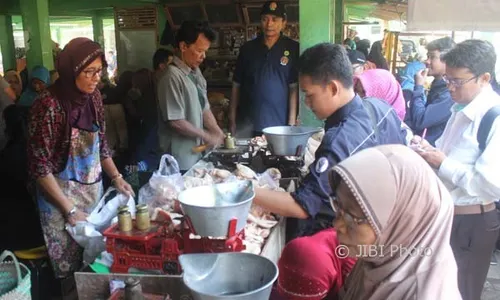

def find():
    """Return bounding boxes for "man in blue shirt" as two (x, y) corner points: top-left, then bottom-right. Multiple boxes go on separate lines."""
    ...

(253, 43), (406, 237)
(405, 37), (455, 146)
(229, 1), (299, 137)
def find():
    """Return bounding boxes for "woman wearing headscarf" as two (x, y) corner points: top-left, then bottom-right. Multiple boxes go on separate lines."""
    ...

(4, 69), (23, 99)
(18, 65), (50, 107)
(275, 228), (356, 300)
(356, 39), (370, 58)
(330, 144), (461, 300)
(354, 69), (406, 120)
(367, 41), (389, 70)
(27, 37), (134, 279)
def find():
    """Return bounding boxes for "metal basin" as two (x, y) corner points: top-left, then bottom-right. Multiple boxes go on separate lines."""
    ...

(178, 180), (254, 237)
(263, 126), (322, 156)
(179, 253), (278, 300)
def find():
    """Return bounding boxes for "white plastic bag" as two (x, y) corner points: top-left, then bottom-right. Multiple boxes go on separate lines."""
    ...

(87, 187), (136, 232)
(138, 154), (184, 213)
(66, 222), (105, 264)
(66, 188), (136, 264)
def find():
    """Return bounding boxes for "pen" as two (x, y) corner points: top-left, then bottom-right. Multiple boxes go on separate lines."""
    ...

(421, 128), (428, 141)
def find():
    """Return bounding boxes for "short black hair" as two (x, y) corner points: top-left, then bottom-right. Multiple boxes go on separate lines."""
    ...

(175, 21), (216, 48)
(152, 48), (173, 70)
(442, 39), (496, 77)
(298, 43), (353, 88)
(426, 37), (455, 54)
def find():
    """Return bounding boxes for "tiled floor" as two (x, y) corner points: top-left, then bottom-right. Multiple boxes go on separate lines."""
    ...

(482, 250), (500, 299)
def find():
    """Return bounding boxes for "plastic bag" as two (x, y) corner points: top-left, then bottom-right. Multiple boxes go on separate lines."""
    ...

(138, 154), (184, 213)
(87, 188), (136, 232)
(66, 188), (136, 264)
(66, 222), (105, 264)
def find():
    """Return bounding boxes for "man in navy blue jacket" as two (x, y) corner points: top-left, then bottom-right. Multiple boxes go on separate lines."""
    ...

(405, 37), (456, 146)
(253, 43), (406, 237)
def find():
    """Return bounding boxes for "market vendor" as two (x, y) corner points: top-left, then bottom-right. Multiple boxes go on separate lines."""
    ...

(27, 38), (134, 279)
(253, 43), (406, 236)
(157, 20), (225, 172)
(229, 1), (299, 137)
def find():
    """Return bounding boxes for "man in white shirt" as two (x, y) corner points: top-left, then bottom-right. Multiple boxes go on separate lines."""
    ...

(414, 39), (500, 300)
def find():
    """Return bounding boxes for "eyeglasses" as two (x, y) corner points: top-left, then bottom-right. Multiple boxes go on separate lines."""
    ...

(82, 68), (103, 79)
(330, 196), (369, 230)
(443, 75), (478, 88)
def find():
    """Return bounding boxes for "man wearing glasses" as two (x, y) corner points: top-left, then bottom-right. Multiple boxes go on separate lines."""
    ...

(414, 39), (500, 300)
(405, 37), (455, 146)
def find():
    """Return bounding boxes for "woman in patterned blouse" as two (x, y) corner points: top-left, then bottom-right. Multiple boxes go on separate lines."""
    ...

(27, 37), (134, 279)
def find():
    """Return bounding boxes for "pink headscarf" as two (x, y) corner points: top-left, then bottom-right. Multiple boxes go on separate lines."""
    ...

(355, 69), (406, 120)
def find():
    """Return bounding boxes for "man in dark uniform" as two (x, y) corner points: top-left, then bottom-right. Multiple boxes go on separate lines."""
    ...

(253, 43), (407, 237)
(229, 1), (299, 137)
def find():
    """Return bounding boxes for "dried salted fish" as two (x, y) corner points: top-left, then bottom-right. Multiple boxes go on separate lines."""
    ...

(235, 164), (258, 180)
(184, 175), (214, 189)
(193, 168), (207, 178)
(264, 168), (281, 181)
(209, 168), (232, 180)
(247, 213), (278, 229)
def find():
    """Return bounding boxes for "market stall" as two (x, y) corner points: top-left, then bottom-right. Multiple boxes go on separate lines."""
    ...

(74, 130), (324, 299)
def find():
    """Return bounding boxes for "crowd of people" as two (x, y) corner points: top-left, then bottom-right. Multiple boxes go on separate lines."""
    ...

(1, 1), (500, 299)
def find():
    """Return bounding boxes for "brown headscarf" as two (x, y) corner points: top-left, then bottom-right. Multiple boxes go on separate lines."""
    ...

(50, 37), (106, 131)
(330, 145), (461, 300)
(4, 70), (22, 97)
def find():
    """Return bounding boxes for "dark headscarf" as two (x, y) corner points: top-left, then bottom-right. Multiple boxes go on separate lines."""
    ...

(356, 39), (371, 58)
(368, 41), (389, 70)
(50, 38), (107, 131)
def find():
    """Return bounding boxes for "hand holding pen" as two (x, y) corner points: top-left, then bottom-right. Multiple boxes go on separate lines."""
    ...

(410, 128), (430, 152)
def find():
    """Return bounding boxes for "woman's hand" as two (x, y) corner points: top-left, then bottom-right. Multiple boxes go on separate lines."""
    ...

(66, 209), (89, 226)
(113, 177), (135, 197)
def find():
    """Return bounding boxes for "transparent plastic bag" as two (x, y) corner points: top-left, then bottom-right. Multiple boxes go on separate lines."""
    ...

(138, 154), (184, 213)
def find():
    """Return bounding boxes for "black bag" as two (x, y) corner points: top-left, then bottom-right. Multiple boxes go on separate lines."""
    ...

(477, 105), (500, 249)
(477, 105), (500, 152)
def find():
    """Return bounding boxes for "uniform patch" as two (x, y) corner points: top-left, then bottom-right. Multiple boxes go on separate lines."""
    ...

(280, 56), (289, 66)
(284, 50), (290, 56)
(270, 2), (278, 10)
(315, 157), (329, 173)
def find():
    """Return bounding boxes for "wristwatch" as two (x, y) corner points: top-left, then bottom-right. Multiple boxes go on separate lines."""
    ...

(66, 207), (77, 218)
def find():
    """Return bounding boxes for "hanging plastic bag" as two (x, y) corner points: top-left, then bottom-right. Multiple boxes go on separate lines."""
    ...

(66, 188), (136, 264)
(138, 154), (184, 213)
(87, 187), (136, 232)
(66, 222), (104, 264)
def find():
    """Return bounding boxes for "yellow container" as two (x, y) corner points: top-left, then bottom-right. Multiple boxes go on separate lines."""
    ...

(135, 204), (151, 231)
(118, 209), (132, 232)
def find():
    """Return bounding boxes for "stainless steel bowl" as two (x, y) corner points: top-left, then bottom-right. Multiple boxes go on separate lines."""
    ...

(179, 253), (278, 300)
(177, 180), (254, 237)
(263, 126), (322, 156)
